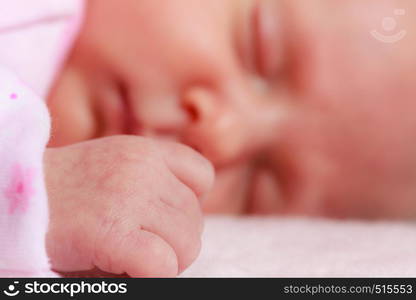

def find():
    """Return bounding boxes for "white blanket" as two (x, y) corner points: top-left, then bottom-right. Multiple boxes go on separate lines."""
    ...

(182, 216), (416, 277)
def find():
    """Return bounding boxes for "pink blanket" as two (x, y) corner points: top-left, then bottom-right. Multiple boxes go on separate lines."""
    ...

(0, 0), (83, 277)
(182, 216), (416, 277)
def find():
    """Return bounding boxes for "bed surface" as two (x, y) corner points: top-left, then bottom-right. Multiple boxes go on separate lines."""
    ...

(181, 216), (416, 277)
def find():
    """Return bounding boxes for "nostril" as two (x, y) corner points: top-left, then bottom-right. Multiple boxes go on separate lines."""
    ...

(182, 102), (200, 122)
(182, 87), (216, 124)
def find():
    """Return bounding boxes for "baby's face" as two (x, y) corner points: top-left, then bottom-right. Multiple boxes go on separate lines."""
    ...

(48, 0), (416, 218)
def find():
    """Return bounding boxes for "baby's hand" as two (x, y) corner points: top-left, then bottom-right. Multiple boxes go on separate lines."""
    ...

(44, 136), (214, 277)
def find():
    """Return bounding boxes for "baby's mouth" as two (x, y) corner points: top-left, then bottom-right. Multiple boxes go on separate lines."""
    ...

(95, 80), (142, 137)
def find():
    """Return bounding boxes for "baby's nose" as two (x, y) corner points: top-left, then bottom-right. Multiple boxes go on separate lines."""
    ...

(181, 87), (282, 167)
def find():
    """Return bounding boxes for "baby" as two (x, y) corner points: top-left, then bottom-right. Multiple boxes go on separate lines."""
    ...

(2, 0), (416, 277)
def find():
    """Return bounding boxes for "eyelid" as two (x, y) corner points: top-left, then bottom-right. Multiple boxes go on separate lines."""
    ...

(237, 0), (257, 73)
(252, 0), (282, 78)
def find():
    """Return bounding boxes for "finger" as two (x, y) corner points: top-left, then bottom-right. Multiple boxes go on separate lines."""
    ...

(144, 182), (204, 273)
(159, 141), (215, 197)
(95, 227), (179, 278)
(151, 215), (201, 275)
(46, 217), (97, 272)
(134, 167), (203, 273)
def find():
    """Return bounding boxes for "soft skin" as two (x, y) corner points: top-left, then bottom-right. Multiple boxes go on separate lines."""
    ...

(48, 0), (416, 218)
(45, 0), (416, 275)
(45, 136), (214, 276)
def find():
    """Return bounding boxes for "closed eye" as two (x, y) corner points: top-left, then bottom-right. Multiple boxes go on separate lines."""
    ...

(251, 0), (282, 78)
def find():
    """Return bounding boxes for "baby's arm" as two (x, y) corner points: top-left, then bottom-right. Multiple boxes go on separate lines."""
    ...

(44, 136), (214, 277)
(0, 68), (54, 276)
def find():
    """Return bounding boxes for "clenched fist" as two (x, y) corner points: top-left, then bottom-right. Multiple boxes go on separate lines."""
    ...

(44, 136), (214, 277)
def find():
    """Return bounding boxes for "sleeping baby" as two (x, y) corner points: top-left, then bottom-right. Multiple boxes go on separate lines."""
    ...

(1, 0), (416, 277)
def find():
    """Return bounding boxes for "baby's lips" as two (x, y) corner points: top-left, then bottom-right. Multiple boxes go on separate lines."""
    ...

(159, 140), (215, 198)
